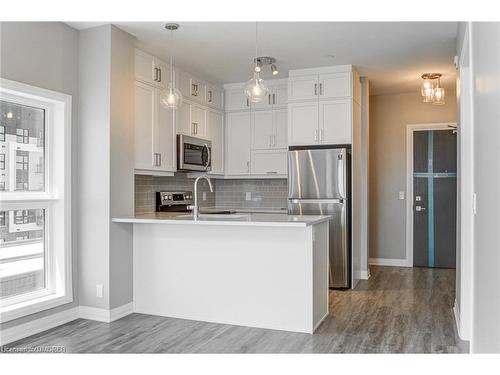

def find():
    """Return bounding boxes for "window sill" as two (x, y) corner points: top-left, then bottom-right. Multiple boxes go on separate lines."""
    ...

(0, 292), (72, 323)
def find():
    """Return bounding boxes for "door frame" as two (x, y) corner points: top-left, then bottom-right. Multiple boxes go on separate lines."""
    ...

(405, 122), (458, 267)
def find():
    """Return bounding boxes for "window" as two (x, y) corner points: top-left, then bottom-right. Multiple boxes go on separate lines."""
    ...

(0, 78), (72, 322)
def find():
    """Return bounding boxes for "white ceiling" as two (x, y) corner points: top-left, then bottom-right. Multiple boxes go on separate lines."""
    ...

(68, 22), (458, 95)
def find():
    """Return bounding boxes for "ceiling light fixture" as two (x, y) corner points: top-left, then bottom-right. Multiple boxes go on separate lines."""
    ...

(244, 23), (269, 103)
(160, 23), (183, 110)
(420, 73), (445, 105)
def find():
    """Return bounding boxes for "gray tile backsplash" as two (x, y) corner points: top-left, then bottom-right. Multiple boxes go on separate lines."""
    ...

(135, 174), (215, 214)
(215, 179), (288, 210)
(135, 175), (287, 213)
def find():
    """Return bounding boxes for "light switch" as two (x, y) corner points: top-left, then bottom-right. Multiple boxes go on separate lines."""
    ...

(398, 191), (405, 200)
(96, 284), (103, 298)
(245, 192), (251, 201)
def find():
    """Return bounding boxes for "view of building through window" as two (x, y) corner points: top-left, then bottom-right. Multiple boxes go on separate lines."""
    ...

(0, 100), (46, 300)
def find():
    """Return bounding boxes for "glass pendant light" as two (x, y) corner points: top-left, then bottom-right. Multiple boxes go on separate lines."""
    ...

(432, 77), (445, 105)
(160, 23), (183, 110)
(244, 22), (268, 103)
(421, 78), (434, 98)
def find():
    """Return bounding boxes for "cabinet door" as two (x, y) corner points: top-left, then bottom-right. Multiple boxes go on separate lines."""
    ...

(251, 110), (274, 149)
(319, 99), (352, 145)
(251, 92), (272, 110)
(272, 83), (288, 108)
(135, 50), (156, 86)
(205, 84), (223, 110)
(273, 109), (288, 149)
(251, 150), (287, 175)
(226, 112), (251, 175)
(207, 110), (224, 174)
(319, 72), (352, 99)
(288, 75), (318, 101)
(176, 102), (193, 136)
(154, 58), (169, 90)
(134, 81), (156, 170)
(191, 104), (207, 138)
(189, 77), (204, 103)
(288, 102), (319, 146)
(156, 90), (176, 171)
(225, 88), (251, 111)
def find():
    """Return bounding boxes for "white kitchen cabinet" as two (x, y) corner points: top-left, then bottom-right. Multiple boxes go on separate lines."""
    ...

(226, 112), (251, 175)
(288, 101), (319, 146)
(319, 72), (352, 99)
(319, 99), (352, 144)
(135, 49), (168, 89)
(135, 81), (175, 173)
(205, 84), (223, 110)
(207, 110), (224, 175)
(273, 109), (288, 148)
(251, 109), (288, 150)
(251, 150), (287, 175)
(177, 103), (207, 138)
(178, 70), (204, 104)
(225, 87), (251, 111)
(272, 83), (288, 108)
(251, 110), (274, 149)
(288, 75), (318, 101)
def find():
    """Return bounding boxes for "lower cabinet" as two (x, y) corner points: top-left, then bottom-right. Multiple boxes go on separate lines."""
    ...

(251, 149), (287, 175)
(135, 81), (175, 174)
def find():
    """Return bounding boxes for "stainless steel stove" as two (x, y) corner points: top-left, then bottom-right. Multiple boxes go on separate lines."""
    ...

(156, 191), (193, 212)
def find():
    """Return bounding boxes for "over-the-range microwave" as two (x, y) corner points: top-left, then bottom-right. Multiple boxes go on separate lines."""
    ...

(177, 134), (212, 172)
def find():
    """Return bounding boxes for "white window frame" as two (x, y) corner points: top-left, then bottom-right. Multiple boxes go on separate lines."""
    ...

(0, 78), (72, 323)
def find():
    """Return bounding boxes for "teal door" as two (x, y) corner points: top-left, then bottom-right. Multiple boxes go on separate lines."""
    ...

(413, 129), (457, 268)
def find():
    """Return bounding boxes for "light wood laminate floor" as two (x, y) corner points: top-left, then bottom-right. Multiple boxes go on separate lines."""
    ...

(4, 266), (468, 353)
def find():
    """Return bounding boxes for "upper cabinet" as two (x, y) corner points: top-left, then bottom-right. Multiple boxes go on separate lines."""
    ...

(206, 110), (224, 175)
(178, 69), (224, 111)
(226, 112), (251, 175)
(288, 66), (359, 146)
(225, 87), (251, 111)
(134, 81), (175, 174)
(233, 80), (288, 111)
(288, 71), (352, 102)
(135, 49), (169, 89)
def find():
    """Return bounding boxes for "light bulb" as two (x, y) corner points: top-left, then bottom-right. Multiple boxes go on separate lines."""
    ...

(6, 112), (13, 119)
(254, 65), (261, 73)
(160, 84), (183, 109)
(271, 64), (279, 76)
(244, 73), (269, 103)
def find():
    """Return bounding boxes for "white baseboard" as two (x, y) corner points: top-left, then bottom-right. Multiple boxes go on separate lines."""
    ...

(79, 302), (133, 323)
(0, 306), (80, 346)
(369, 257), (410, 267)
(453, 299), (466, 341)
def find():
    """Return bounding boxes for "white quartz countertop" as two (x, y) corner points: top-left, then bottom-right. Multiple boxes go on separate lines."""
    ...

(112, 212), (330, 227)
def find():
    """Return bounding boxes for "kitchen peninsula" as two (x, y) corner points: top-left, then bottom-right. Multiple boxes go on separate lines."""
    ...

(113, 213), (330, 333)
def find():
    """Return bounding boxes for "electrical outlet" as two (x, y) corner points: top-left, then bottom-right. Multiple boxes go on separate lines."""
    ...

(245, 192), (251, 201)
(398, 191), (405, 200)
(96, 284), (103, 298)
(202, 191), (206, 201)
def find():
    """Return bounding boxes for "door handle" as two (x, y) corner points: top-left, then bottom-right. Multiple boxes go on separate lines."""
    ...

(268, 94), (271, 105)
(192, 122), (197, 135)
(158, 68), (161, 82)
(273, 93), (276, 104)
(314, 83), (318, 96)
(153, 67), (158, 82)
(319, 83), (323, 95)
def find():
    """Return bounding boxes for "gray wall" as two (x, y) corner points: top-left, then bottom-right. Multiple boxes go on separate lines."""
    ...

(470, 22), (500, 353)
(0, 22), (79, 330)
(369, 91), (457, 260)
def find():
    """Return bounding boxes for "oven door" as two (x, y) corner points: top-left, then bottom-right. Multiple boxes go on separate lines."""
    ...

(177, 134), (212, 171)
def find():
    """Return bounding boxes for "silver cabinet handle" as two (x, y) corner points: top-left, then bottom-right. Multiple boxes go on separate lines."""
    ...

(192, 122), (197, 135)
(153, 153), (161, 166)
(208, 90), (213, 103)
(153, 67), (158, 82)
(246, 98), (250, 107)
(192, 83), (198, 96)
(158, 68), (162, 82)
(273, 93), (276, 104)
(314, 129), (318, 141)
(319, 82), (323, 95)
(266, 171), (278, 174)
(273, 134), (276, 147)
(268, 94), (271, 105)
(314, 83), (318, 96)
(157, 153), (161, 166)
(246, 161), (250, 173)
(320, 129), (324, 141)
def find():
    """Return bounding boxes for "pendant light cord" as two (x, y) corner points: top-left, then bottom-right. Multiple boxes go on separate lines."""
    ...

(170, 29), (174, 85)
(255, 22), (258, 71)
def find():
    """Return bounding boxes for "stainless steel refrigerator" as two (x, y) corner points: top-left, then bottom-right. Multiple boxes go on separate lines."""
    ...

(288, 146), (351, 288)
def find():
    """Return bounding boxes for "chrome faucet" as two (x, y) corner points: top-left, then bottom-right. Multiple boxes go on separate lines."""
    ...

(188, 174), (213, 219)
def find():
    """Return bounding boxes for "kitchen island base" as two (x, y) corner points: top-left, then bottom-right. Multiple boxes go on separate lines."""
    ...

(131, 221), (329, 334)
